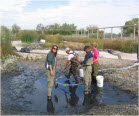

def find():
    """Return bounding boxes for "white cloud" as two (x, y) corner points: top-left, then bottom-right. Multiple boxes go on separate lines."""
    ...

(0, 0), (30, 26)
(0, 0), (138, 32)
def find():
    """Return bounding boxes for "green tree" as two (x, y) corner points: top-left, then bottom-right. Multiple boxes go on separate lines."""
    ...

(60, 23), (77, 35)
(123, 18), (138, 35)
(45, 23), (60, 34)
(12, 24), (21, 36)
(44, 23), (77, 35)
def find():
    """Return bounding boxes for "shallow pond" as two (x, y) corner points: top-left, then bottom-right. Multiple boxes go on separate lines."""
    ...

(1, 60), (138, 115)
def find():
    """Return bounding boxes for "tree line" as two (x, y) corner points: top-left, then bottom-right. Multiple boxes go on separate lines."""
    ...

(1, 17), (138, 42)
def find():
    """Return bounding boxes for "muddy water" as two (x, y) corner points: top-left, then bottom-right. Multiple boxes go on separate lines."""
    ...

(1, 60), (138, 115)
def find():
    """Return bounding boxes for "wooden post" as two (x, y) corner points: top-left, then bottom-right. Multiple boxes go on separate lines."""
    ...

(81, 31), (82, 38)
(121, 27), (123, 39)
(134, 26), (136, 40)
(84, 31), (85, 37)
(103, 28), (105, 39)
(97, 29), (99, 39)
(88, 30), (89, 38)
(92, 29), (93, 38)
(111, 28), (113, 39)
(76, 31), (77, 37)
(78, 31), (79, 37)
(137, 31), (139, 62)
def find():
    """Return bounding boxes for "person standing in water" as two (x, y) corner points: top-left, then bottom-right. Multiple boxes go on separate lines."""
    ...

(82, 46), (93, 94)
(91, 42), (99, 84)
(65, 48), (80, 83)
(45, 45), (58, 100)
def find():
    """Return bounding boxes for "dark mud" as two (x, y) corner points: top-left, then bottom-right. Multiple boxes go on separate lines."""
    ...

(1, 60), (138, 115)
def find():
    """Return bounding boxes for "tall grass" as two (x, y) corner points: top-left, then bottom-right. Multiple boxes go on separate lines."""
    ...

(1, 26), (17, 60)
(44, 35), (137, 53)
(20, 30), (38, 43)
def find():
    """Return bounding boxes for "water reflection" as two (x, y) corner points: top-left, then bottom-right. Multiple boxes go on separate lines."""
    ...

(90, 85), (103, 105)
(65, 80), (79, 106)
(83, 85), (103, 106)
(47, 99), (55, 114)
(20, 77), (137, 115)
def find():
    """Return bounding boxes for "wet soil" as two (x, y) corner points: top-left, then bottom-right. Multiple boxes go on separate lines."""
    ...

(1, 59), (138, 115)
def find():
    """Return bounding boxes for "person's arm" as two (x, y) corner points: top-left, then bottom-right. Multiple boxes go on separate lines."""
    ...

(49, 65), (54, 76)
(65, 60), (70, 69)
(93, 57), (99, 64)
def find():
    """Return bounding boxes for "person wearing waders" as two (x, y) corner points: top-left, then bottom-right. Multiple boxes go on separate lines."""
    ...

(45, 45), (58, 100)
(82, 46), (93, 94)
(65, 48), (80, 83)
(91, 42), (99, 85)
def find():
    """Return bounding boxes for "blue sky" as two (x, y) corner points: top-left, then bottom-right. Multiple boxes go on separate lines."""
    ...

(23, 0), (69, 12)
(0, 0), (138, 33)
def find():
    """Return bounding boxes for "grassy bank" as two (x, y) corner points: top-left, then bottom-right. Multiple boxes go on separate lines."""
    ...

(43, 35), (138, 53)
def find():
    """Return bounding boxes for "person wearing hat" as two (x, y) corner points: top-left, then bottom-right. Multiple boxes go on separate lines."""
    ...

(91, 42), (99, 84)
(65, 47), (80, 83)
(82, 46), (93, 94)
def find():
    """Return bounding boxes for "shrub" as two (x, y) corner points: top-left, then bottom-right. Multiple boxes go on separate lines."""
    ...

(43, 35), (137, 53)
(45, 35), (63, 43)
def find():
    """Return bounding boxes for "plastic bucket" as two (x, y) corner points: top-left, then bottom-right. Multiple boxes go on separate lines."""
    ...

(96, 75), (104, 87)
(79, 69), (84, 77)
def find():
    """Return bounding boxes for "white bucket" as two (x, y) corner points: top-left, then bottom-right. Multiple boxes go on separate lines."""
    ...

(96, 75), (104, 87)
(79, 69), (84, 77)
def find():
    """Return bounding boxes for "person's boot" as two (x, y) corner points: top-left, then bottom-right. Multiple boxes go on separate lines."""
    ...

(65, 73), (71, 79)
(91, 76), (97, 85)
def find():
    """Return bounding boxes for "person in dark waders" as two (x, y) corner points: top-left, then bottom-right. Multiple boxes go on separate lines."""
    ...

(81, 46), (93, 95)
(65, 48), (80, 83)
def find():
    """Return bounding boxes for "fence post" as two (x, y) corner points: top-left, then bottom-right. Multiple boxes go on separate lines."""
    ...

(84, 31), (85, 37)
(121, 27), (123, 39)
(81, 31), (82, 38)
(134, 26), (136, 40)
(103, 28), (105, 39)
(88, 31), (89, 38)
(111, 28), (113, 39)
(76, 31), (77, 37)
